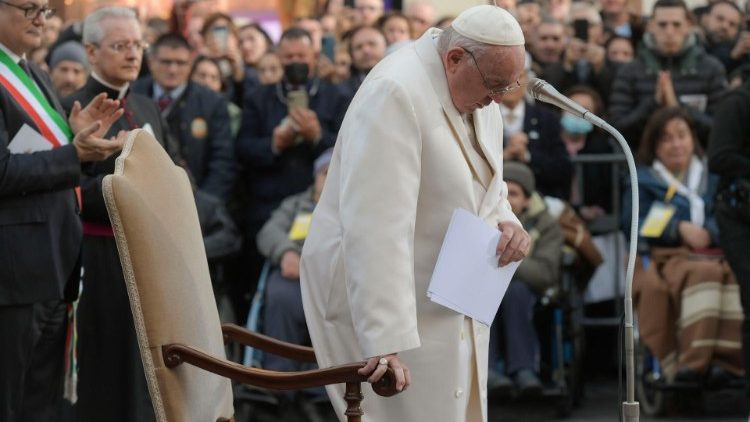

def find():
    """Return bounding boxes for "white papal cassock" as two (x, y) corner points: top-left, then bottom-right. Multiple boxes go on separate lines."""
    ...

(300, 27), (521, 422)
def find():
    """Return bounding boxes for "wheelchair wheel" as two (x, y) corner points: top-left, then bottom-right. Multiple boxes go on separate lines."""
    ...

(635, 333), (666, 416)
(555, 394), (573, 418)
(567, 283), (586, 408)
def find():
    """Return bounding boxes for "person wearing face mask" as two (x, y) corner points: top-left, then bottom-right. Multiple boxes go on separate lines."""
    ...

(236, 27), (350, 322)
(498, 64), (572, 200)
(560, 86), (616, 219)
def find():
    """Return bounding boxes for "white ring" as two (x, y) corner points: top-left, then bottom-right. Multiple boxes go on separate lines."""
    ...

(378, 357), (388, 366)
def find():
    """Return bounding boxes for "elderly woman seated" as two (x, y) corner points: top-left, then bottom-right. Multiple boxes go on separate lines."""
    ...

(623, 107), (743, 385)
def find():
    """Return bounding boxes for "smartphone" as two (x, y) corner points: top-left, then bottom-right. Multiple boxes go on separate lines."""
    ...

(212, 25), (229, 54)
(287, 89), (309, 111)
(287, 90), (309, 145)
(573, 19), (589, 42)
(321, 34), (336, 62)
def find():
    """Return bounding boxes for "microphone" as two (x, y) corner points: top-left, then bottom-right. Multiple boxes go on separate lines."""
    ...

(526, 77), (642, 421)
(526, 77), (606, 128)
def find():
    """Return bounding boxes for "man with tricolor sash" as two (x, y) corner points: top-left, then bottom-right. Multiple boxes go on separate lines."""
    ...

(0, 1), (127, 421)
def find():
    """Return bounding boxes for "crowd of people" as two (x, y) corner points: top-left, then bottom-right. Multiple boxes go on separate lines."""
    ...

(3, 0), (750, 420)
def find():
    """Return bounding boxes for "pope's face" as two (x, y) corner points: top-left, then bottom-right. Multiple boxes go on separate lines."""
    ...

(444, 45), (526, 114)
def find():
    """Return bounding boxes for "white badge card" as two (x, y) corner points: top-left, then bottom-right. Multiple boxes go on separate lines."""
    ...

(640, 202), (677, 238)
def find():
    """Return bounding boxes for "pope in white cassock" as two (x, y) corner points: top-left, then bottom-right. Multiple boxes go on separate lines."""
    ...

(300, 5), (531, 421)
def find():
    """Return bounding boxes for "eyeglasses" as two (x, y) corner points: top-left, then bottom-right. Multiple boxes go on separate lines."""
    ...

(461, 47), (522, 97)
(96, 40), (149, 53)
(0, 1), (55, 20)
(155, 58), (190, 67)
(356, 5), (381, 12)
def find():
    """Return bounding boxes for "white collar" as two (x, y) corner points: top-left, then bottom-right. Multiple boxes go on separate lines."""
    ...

(0, 42), (23, 64)
(652, 157), (705, 227)
(91, 71), (129, 99)
(153, 82), (187, 101)
(498, 101), (525, 118)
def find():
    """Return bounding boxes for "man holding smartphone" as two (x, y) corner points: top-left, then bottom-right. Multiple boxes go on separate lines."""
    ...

(531, 4), (606, 96)
(236, 27), (350, 308)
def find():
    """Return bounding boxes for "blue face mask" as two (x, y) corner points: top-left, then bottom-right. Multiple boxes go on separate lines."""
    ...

(560, 114), (593, 135)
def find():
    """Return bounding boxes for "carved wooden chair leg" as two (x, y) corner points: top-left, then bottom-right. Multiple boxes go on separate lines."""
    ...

(344, 382), (364, 422)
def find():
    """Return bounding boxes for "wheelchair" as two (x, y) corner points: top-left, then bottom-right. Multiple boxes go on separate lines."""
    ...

(633, 256), (746, 417)
(490, 249), (587, 418)
(235, 262), (334, 422)
(634, 323), (746, 416)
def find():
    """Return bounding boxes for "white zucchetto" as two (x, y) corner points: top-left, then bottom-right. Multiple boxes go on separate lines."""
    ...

(451, 5), (525, 46)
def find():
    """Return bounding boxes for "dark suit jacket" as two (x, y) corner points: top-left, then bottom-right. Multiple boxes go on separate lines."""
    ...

(521, 102), (573, 200)
(63, 77), (180, 226)
(0, 61), (82, 305)
(131, 78), (235, 200)
(236, 78), (350, 227)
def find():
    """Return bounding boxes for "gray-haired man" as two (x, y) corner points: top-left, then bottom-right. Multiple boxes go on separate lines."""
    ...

(63, 6), (179, 421)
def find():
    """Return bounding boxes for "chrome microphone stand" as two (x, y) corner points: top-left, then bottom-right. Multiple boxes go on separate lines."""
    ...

(527, 78), (640, 421)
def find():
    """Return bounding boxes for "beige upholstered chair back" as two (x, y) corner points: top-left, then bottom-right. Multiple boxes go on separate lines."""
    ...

(103, 130), (234, 422)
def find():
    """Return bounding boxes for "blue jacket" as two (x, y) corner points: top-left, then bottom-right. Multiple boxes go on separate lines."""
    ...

(132, 78), (236, 200)
(621, 161), (720, 251)
(236, 78), (350, 226)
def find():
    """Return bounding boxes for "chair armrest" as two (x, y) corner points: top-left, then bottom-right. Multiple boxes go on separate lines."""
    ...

(221, 323), (316, 363)
(162, 343), (399, 397)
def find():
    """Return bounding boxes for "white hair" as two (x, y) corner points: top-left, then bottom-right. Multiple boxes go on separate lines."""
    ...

(437, 26), (492, 59)
(82, 7), (138, 45)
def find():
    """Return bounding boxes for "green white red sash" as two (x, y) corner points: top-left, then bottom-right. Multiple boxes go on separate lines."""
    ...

(0, 48), (72, 147)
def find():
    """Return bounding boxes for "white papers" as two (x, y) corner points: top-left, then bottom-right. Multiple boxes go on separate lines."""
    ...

(8, 124), (53, 154)
(427, 208), (521, 326)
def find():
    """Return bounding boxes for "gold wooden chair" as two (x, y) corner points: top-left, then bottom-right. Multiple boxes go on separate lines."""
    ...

(102, 129), (396, 422)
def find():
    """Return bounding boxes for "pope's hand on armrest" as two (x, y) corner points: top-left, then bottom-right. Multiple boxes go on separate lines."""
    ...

(358, 352), (410, 392)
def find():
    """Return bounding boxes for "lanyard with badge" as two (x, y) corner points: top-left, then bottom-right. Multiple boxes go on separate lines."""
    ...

(640, 184), (678, 238)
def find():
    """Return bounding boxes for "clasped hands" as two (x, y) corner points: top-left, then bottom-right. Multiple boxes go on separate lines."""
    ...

(504, 132), (529, 162)
(68, 93), (127, 162)
(654, 71), (678, 107)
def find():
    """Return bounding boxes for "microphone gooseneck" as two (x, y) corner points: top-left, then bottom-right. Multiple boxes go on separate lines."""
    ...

(525, 77), (641, 421)
(526, 77), (607, 127)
